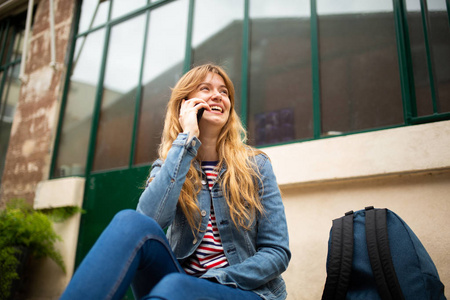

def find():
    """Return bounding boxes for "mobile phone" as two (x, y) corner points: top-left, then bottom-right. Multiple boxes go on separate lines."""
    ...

(197, 108), (205, 123)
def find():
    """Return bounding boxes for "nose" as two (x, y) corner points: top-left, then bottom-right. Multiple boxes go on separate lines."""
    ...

(211, 90), (222, 101)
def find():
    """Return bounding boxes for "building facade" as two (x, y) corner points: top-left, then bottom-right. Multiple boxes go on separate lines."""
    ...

(0, 0), (449, 299)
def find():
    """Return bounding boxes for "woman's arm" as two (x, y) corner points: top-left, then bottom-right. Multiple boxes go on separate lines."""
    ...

(136, 133), (201, 229)
(202, 155), (291, 290)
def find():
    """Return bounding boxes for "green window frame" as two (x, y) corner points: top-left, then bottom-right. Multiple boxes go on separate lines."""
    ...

(400, 0), (450, 124)
(50, 0), (450, 178)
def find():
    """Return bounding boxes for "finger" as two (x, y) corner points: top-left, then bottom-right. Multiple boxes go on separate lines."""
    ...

(185, 98), (207, 107)
(195, 102), (211, 112)
(185, 98), (211, 112)
(179, 99), (186, 116)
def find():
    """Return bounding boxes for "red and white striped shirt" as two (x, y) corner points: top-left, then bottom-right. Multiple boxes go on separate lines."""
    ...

(183, 161), (229, 276)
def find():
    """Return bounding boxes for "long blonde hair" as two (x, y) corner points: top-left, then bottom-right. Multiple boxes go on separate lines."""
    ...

(156, 64), (264, 233)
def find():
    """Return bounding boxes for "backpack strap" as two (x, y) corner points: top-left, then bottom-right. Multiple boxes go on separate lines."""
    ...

(322, 211), (354, 300)
(365, 207), (405, 300)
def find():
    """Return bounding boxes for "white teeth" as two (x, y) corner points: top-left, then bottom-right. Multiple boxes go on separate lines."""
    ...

(210, 106), (222, 112)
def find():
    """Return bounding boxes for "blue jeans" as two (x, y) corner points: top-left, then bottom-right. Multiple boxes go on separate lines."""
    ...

(61, 210), (261, 300)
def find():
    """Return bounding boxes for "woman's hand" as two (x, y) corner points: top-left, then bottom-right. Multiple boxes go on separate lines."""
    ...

(179, 98), (210, 139)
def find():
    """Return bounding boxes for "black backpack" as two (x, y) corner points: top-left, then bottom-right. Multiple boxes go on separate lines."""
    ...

(322, 207), (446, 300)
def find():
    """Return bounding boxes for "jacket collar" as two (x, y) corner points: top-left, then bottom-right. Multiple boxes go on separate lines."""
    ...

(193, 159), (227, 179)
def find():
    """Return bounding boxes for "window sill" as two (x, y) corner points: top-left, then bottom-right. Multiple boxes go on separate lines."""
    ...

(34, 177), (85, 209)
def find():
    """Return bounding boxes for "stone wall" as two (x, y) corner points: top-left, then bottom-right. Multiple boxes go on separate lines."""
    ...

(0, 0), (76, 206)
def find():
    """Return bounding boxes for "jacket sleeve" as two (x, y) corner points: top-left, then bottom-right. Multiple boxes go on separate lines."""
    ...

(136, 133), (201, 229)
(202, 155), (291, 290)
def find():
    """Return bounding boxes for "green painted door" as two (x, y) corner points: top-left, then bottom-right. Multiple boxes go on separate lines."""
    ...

(74, 166), (150, 299)
(75, 166), (150, 267)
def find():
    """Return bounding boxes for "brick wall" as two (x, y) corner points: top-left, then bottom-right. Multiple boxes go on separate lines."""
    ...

(0, 0), (76, 206)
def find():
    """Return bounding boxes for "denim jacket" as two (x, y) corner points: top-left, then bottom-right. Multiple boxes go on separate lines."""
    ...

(137, 133), (291, 300)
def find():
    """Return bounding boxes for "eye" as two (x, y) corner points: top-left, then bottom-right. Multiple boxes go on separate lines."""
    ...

(200, 86), (209, 91)
(221, 89), (229, 95)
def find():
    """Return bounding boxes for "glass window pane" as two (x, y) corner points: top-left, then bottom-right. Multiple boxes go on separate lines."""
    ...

(248, 0), (313, 146)
(0, 26), (14, 65)
(111, 0), (147, 20)
(11, 28), (24, 62)
(134, 0), (189, 165)
(78, 0), (110, 33)
(427, 0), (450, 113)
(0, 64), (21, 184)
(318, 0), (403, 135)
(191, 0), (244, 114)
(0, 70), (3, 112)
(54, 29), (106, 177)
(0, 23), (5, 46)
(92, 15), (146, 171)
(1, 65), (21, 115)
(0, 71), (9, 183)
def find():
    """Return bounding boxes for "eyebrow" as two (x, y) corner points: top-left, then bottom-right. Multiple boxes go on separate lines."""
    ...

(198, 82), (228, 90)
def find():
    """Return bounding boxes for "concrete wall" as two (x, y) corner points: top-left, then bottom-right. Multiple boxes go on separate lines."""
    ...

(25, 177), (85, 300)
(282, 171), (450, 299)
(262, 121), (450, 299)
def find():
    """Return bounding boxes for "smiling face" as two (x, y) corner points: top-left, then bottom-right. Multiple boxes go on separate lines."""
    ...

(187, 72), (231, 133)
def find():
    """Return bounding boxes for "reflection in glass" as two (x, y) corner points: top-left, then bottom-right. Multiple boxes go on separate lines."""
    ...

(0, 26), (14, 65)
(111, 0), (147, 20)
(0, 64), (21, 184)
(0, 70), (3, 116)
(11, 29), (24, 62)
(0, 73), (6, 184)
(318, 0), (403, 135)
(1, 64), (21, 114)
(78, 0), (110, 34)
(317, 0), (394, 15)
(248, 0), (312, 146)
(405, 0), (433, 116)
(54, 30), (106, 177)
(134, 0), (189, 165)
(427, 0), (450, 113)
(93, 15), (146, 171)
(191, 0), (244, 114)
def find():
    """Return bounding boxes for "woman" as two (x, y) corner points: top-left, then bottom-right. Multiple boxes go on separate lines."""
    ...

(61, 64), (290, 300)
